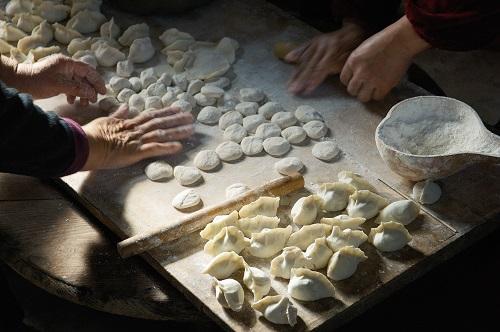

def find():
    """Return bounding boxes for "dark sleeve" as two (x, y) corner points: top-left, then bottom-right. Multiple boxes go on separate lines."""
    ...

(0, 80), (89, 178)
(331, 0), (402, 32)
(406, 0), (500, 50)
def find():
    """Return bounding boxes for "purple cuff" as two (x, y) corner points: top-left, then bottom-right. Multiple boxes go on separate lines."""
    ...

(61, 118), (89, 176)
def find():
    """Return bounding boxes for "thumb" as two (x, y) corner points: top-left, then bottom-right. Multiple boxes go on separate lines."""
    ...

(111, 104), (129, 119)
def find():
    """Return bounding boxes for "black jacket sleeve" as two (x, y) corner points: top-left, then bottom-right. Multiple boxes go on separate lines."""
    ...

(331, 0), (402, 32)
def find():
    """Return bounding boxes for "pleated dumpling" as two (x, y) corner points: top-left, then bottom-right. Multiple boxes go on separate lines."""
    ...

(118, 22), (149, 46)
(0, 21), (27, 41)
(326, 226), (368, 251)
(214, 278), (244, 312)
(53, 23), (81, 44)
(369, 221), (412, 252)
(288, 268), (336, 301)
(286, 224), (332, 250)
(346, 190), (388, 219)
(5, 0), (33, 16)
(0, 39), (14, 54)
(28, 45), (60, 61)
(318, 182), (356, 212)
(32, 20), (53, 44)
(128, 37), (155, 63)
(252, 295), (297, 326)
(200, 211), (239, 240)
(237, 215), (280, 237)
(243, 265), (271, 301)
(100, 17), (120, 39)
(305, 237), (333, 270)
(291, 195), (322, 225)
(202, 251), (246, 279)
(204, 226), (250, 256)
(92, 41), (125, 67)
(239, 196), (280, 218)
(326, 246), (367, 281)
(35, 1), (70, 23)
(66, 9), (106, 34)
(67, 37), (92, 55)
(248, 226), (292, 258)
(320, 215), (366, 229)
(377, 200), (420, 225)
(12, 13), (43, 33)
(270, 246), (312, 279)
(338, 170), (377, 192)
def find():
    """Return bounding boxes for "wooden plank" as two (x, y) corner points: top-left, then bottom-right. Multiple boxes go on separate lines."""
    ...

(0, 173), (62, 201)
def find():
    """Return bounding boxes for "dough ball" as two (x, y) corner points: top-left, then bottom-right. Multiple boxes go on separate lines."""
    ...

(223, 123), (247, 143)
(145, 96), (162, 109)
(147, 82), (167, 97)
(240, 136), (263, 156)
(161, 90), (176, 107)
(186, 79), (203, 96)
(201, 85), (224, 98)
(258, 101), (284, 120)
(117, 88), (135, 103)
(99, 96), (120, 112)
(255, 122), (281, 139)
(226, 183), (250, 199)
(171, 99), (192, 112)
(312, 141), (340, 161)
(216, 141), (243, 161)
(235, 102), (258, 116)
(274, 157), (304, 175)
(205, 77), (230, 89)
(128, 94), (145, 112)
(177, 93), (196, 107)
(242, 114), (266, 133)
(145, 161), (173, 182)
(173, 166), (202, 185)
(263, 137), (291, 156)
(271, 111), (297, 129)
(217, 93), (238, 113)
(281, 126), (307, 144)
(194, 92), (216, 106)
(197, 106), (222, 125)
(295, 105), (323, 123)
(194, 149), (220, 171)
(172, 74), (188, 91)
(157, 73), (172, 86)
(303, 120), (328, 139)
(109, 76), (132, 93)
(412, 180), (441, 204)
(219, 111), (243, 130)
(172, 189), (201, 210)
(129, 77), (142, 92)
(240, 88), (265, 103)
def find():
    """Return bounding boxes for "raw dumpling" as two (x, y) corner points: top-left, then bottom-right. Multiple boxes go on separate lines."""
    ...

(67, 37), (91, 55)
(5, 0), (33, 16)
(320, 215), (366, 230)
(12, 13), (43, 33)
(378, 200), (420, 225)
(270, 246), (312, 279)
(28, 45), (60, 61)
(237, 215), (280, 237)
(35, 1), (70, 23)
(128, 37), (155, 63)
(171, 188), (201, 210)
(252, 295), (297, 326)
(199, 211), (239, 240)
(248, 226), (292, 258)
(53, 23), (81, 44)
(70, 0), (102, 17)
(243, 265), (271, 301)
(412, 180), (442, 204)
(239, 196), (280, 218)
(288, 268), (336, 301)
(338, 170), (377, 192)
(286, 224), (332, 250)
(0, 22), (27, 41)
(93, 42), (125, 67)
(291, 195), (322, 225)
(369, 221), (412, 252)
(0, 39), (14, 54)
(317, 182), (356, 212)
(116, 59), (134, 78)
(31, 20), (53, 43)
(326, 226), (368, 251)
(326, 246), (367, 281)
(346, 190), (388, 219)
(214, 279), (244, 312)
(118, 22), (149, 46)
(305, 237), (333, 270)
(100, 17), (120, 39)
(10, 48), (29, 63)
(204, 226), (250, 256)
(202, 251), (245, 279)
(66, 9), (106, 34)
(158, 28), (194, 46)
(225, 183), (250, 199)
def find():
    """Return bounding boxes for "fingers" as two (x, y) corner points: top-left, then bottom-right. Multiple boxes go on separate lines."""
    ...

(57, 75), (98, 102)
(138, 142), (183, 160)
(339, 64), (353, 86)
(135, 112), (194, 133)
(357, 85), (374, 103)
(124, 107), (182, 128)
(284, 41), (310, 63)
(140, 124), (194, 144)
(66, 94), (76, 104)
(71, 60), (107, 95)
(347, 79), (363, 96)
(111, 104), (129, 119)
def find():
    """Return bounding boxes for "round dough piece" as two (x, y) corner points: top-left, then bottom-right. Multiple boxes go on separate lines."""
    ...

(235, 102), (258, 116)
(173, 166), (202, 185)
(145, 161), (173, 182)
(240, 88), (265, 103)
(172, 189), (201, 210)
(193, 150), (220, 171)
(219, 111), (243, 130)
(223, 123), (247, 143)
(195, 93), (216, 106)
(271, 111), (297, 129)
(226, 183), (251, 199)
(312, 141), (340, 161)
(295, 105), (323, 123)
(258, 102), (284, 120)
(201, 85), (224, 98)
(263, 137), (291, 157)
(216, 141), (243, 161)
(303, 120), (328, 139)
(171, 99), (192, 112)
(129, 94), (145, 112)
(274, 157), (304, 175)
(240, 136), (263, 156)
(197, 106), (222, 125)
(281, 126), (307, 144)
(255, 123), (281, 139)
(145, 96), (162, 109)
(242, 114), (266, 133)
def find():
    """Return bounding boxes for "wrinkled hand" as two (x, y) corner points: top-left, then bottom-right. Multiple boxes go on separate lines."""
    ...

(82, 105), (194, 170)
(15, 54), (106, 106)
(286, 21), (366, 95)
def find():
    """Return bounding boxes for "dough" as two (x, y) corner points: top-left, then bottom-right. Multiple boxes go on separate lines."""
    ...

(225, 183), (250, 199)
(305, 237), (333, 270)
(239, 196), (280, 218)
(93, 42), (125, 67)
(320, 215), (366, 230)
(172, 73), (188, 91)
(6, 0), (33, 16)
(346, 190), (388, 219)
(291, 195), (322, 225)
(116, 59), (134, 78)
(338, 170), (377, 192)
(117, 88), (135, 103)
(147, 82), (167, 97)
(173, 165), (202, 185)
(118, 23), (149, 46)
(66, 9), (105, 34)
(412, 180), (441, 204)
(327, 246), (367, 281)
(128, 94), (145, 113)
(237, 216), (280, 237)
(129, 77), (142, 92)
(193, 150), (220, 171)
(36, 1), (70, 23)
(274, 157), (304, 176)
(144, 160), (173, 182)
(157, 73), (172, 87)
(255, 123), (281, 139)
(171, 99), (192, 112)
(197, 106), (222, 125)
(240, 88), (265, 103)
(12, 13), (43, 34)
(271, 111), (297, 129)
(288, 268), (336, 301)
(215, 141), (243, 161)
(312, 141), (340, 161)
(204, 226), (250, 256)
(214, 279), (244, 312)
(205, 77), (230, 89)
(0, 22), (26, 42)
(140, 68), (157, 89)
(202, 251), (245, 279)
(248, 226), (293, 258)
(186, 79), (203, 96)
(0, 39), (13, 54)
(242, 114), (266, 133)
(295, 105), (323, 123)
(252, 295), (297, 327)
(172, 189), (201, 210)
(159, 28), (194, 46)
(270, 246), (312, 279)
(161, 90), (175, 106)
(258, 101), (284, 120)
(67, 37), (91, 55)
(200, 211), (239, 240)
(281, 126), (307, 144)
(218, 111), (243, 130)
(287, 224), (332, 250)
(201, 85), (224, 98)
(369, 221), (412, 252)
(243, 265), (271, 302)
(262, 137), (290, 156)
(70, 0), (101, 16)
(317, 182), (356, 212)
(378, 200), (420, 225)
(98, 96), (120, 112)
(145, 96), (162, 110)
(240, 136), (263, 156)
(109, 76), (132, 93)
(53, 23), (81, 44)
(303, 120), (328, 139)
(326, 226), (368, 251)
(128, 37), (155, 63)
(235, 102), (258, 116)
(194, 92), (216, 107)
(28, 45), (60, 61)
(217, 93), (238, 113)
(223, 123), (247, 143)
(100, 17), (120, 39)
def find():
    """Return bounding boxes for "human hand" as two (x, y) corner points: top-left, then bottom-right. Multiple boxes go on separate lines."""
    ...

(82, 105), (194, 170)
(15, 54), (106, 106)
(340, 16), (430, 102)
(286, 21), (366, 95)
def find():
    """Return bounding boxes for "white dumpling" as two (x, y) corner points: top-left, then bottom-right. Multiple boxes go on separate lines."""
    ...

(0, 22), (27, 41)
(318, 182), (356, 212)
(118, 22), (149, 46)
(288, 268), (336, 301)
(214, 278), (244, 312)
(346, 190), (388, 219)
(270, 246), (312, 279)
(412, 180), (442, 204)
(53, 22), (81, 44)
(326, 226), (368, 251)
(128, 37), (155, 63)
(116, 59), (134, 78)
(243, 265), (271, 301)
(31, 20), (53, 43)
(92, 42), (125, 67)
(326, 246), (367, 281)
(73, 50), (97, 68)
(248, 226), (292, 258)
(338, 170), (377, 192)
(202, 251), (245, 279)
(305, 237), (333, 270)
(369, 221), (412, 252)
(252, 295), (297, 326)
(17, 35), (44, 54)
(10, 48), (29, 63)
(237, 215), (280, 237)
(100, 17), (120, 39)
(28, 45), (60, 61)
(286, 224), (332, 250)
(67, 37), (91, 55)
(320, 215), (366, 230)
(158, 28), (194, 46)
(291, 195), (322, 225)
(204, 226), (250, 256)
(199, 211), (239, 240)
(70, 0), (102, 17)
(239, 196), (280, 218)
(36, 1), (70, 23)
(0, 39), (14, 54)
(66, 9), (106, 33)
(12, 13), (43, 33)
(6, 0), (33, 16)
(378, 200), (420, 225)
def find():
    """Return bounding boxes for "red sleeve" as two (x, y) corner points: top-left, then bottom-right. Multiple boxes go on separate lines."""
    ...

(406, 0), (500, 50)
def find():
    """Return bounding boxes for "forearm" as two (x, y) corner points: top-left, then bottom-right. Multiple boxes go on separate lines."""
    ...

(389, 15), (431, 58)
(0, 55), (20, 89)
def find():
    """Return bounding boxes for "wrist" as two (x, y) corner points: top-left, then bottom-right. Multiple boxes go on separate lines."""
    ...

(81, 121), (108, 171)
(393, 16), (430, 57)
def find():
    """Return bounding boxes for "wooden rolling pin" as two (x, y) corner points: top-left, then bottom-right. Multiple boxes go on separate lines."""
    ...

(117, 174), (305, 258)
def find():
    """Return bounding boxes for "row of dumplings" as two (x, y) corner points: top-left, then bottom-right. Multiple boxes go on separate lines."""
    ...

(199, 171), (420, 326)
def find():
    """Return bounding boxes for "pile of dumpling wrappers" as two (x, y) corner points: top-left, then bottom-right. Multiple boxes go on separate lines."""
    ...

(200, 170), (420, 326)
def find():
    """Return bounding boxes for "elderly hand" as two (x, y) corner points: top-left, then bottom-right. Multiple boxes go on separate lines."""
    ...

(82, 106), (194, 170)
(15, 54), (106, 106)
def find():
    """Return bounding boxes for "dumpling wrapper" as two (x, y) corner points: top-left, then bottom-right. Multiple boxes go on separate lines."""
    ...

(346, 190), (388, 219)
(243, 265), (271, 301)
(305, 237), (333, 270)
(320, 215), (366, 230)
(326, 226), (368, 251)
(252, 295), (297, 326)
(214, 278), (244, 311)
(327, 246), (367, 281)
(239, 196), (279, 218)
(286, 224), (332, 250)
(237, 215), (280, 237)
(204, 226), (250, 256)
(318, 182), (356, 212)
(270, 246), (313, 279)
(202, 251), (246, 279)
(200, 211), (239, 240)
(338, 170), (377, 192)
(377, 200), (420, 225)
(248, 226), (292, 258)
(369, 221), (412, 252)
(291, 195), (322, 225)
(288, 268), (336, 301)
